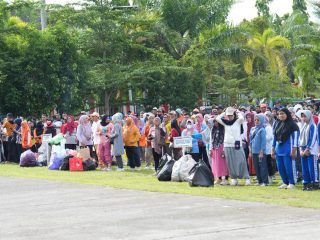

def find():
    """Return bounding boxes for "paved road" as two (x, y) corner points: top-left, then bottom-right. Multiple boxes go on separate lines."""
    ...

(0, 177), (319, 240)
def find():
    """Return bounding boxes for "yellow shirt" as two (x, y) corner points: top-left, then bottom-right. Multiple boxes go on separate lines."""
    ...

(165, 122), (171, 144)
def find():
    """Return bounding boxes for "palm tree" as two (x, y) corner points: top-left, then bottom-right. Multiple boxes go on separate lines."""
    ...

(244, 28), (291, 77)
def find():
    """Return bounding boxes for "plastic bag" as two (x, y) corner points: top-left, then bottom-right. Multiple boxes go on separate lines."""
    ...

(20, 150), (38, 167)
(157, 159), (175, 181)
(70, 157), (83, 171)
(49, 133), (65, 145)
(48, 145), (66, 170)
(188, 159), (214, 187)
(77, 147), (91, 160)
(37, 143), (48, 166)
(59, 155), (73, 171)
(157, 154), (172, 173)
(83, 159), (97, 171)
(171, 155), (197, 182)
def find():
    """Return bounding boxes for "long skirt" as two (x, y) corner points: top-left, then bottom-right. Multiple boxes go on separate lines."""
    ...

(211, 145), (229, 178)
(224, 147), (249, 179)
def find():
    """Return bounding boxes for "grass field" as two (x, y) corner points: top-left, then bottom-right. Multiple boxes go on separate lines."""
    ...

(1, 163), (320, 209)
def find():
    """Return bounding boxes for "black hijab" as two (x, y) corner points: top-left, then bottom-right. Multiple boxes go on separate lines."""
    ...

(274, 108), (299, 143)
(221, 112), (244, 134)
(35, 121), (44, 136)
(171, 119), (181, 136)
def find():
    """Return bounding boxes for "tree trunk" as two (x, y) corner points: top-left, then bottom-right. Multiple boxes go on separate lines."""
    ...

(104, 91), (112, 115)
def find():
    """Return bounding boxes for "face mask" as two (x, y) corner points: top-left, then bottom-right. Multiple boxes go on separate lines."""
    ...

(187, 125), (192, 129)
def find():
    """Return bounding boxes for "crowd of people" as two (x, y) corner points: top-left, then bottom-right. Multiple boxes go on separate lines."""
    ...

(1, 101), (320, 191)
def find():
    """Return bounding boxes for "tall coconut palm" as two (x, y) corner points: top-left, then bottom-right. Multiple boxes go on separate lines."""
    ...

(244, 28), (291, 77)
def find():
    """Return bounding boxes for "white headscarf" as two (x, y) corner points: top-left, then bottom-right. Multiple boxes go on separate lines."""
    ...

(297, 110), (313, 147)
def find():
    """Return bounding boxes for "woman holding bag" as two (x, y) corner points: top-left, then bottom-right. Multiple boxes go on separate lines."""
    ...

(76, 115), (93, 158)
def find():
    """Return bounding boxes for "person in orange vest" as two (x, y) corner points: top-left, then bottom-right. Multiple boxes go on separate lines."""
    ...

(21, 120), (33, 150)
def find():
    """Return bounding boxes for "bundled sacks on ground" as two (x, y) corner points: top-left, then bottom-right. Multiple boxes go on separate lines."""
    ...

(20, 150), (38, 167)
(157, 154), (175, 181)
(48, 145), (67, 170)
(37, 143), (48, 166)
(188, 159), (214, 187)
(171, 155), (197, 182)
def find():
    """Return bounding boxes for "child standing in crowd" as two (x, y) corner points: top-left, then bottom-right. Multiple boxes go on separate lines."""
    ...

(249, 114), (268, 186)
(97, 115), (113, 171)
(216, 107), (251, 186)
(272, 108), (299, 190)
(297, 110), (318, 191)
(182, 119), (200, 161)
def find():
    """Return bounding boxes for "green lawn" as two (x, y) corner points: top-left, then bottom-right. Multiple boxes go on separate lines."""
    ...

(1, 164), (319, 209)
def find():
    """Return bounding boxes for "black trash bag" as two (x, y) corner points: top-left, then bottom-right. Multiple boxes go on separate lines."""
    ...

(157, 154), (172, 173)
(188, 159), (214, 187)
(59, 155), (72, 171)
(83, 159), (97, 171)
(157, 159), (175, 181)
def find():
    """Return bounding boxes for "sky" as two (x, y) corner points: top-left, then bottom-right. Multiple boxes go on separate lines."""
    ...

(6, 0), (318, 24)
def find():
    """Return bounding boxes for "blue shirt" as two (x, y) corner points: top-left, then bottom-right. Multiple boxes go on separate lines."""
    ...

(273, 131), (299, 156)
(250, 127), (266, 154)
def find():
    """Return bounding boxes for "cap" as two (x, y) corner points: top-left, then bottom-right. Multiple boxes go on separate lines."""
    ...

(225, 107), (236, 115)
(152, 107), (158, 110)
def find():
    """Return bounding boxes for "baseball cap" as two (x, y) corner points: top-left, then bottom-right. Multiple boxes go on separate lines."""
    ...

(225, 107), (236, 115)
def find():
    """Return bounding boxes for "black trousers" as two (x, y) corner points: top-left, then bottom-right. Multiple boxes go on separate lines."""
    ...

(152, 149), (161, 171)
(125, 146), (141, 168)
(199, 146), (211, 170)
(65, 144), (77, 150)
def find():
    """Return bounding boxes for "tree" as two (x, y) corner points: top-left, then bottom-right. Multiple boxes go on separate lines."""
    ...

(255, 0), (272, 18)
(292, 0), (308, 15)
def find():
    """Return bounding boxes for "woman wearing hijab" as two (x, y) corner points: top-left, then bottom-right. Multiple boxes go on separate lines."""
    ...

(110, 113), (125, 171)
(144, 114), (154, 169)
(148, 117), (166, 172)
(249, 114), (268, 186)
(272, 108), (299, 190)
(3, 113), (16, 162)
(123, 117), (141, 170)
(97, 115), (113, 171)
(169, 119), (182, 160)
(216, 107), (251, 186)
(210, 118), (229, 185)
(62, 115), (78, 150)
(195, 113), (209, 165)
(76, 115), (94, 157)
(181, 119), (200, 161)
(297, 110), (318, 191)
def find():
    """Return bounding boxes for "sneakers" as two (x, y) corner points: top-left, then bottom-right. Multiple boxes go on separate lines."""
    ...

(268, 176), (273, 184)
(230, 179), (238, 186)
(144, 166), (151, 170)
(135, 167), (141, 171)
(220, 179), (229, 186)
(117, 168), (125, 172)
(245, 179), (251, 186)
(254, 183), (260, 186)
(260, 183), (267, 187)
(278, 184), (288, 189)
(286, 184), (295, 190)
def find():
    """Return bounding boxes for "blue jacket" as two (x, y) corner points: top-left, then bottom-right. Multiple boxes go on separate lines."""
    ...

(250, 127), (266, 154)
(273, 131), (299, 156)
